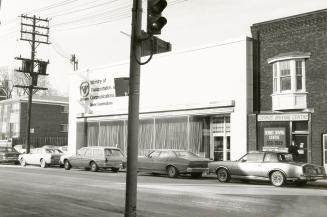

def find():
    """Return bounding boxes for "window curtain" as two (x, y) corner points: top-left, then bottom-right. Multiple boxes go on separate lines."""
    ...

(189, 117), (203, 155)
(87, 122), (99, 147)
(154, 117), (188, 150)
(98, 121), (126, 153)
(138, 119), (154, 156)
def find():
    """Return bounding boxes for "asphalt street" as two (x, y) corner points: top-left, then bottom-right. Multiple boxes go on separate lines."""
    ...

(0, 165), (327, 217)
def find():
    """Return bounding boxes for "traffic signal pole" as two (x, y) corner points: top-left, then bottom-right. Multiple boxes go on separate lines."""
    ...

(124, 0), (142, 216)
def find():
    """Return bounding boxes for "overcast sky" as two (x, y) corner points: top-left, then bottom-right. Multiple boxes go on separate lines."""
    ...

(1, 0), (327, 95)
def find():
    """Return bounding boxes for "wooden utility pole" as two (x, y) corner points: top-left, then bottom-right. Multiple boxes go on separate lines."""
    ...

(15, 15), (50, 153)
(124, 0), (142, 216)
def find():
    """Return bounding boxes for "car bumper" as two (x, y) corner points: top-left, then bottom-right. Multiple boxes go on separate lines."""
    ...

(186, 167), (209, 173)
(288, 175), (327, 181)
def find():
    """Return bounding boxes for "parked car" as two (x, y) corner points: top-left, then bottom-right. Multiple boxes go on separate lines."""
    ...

(58, 146), (68, 154)
(13, 144), (35, 154)
(63, 146), (126, 172)
(209, 151), (327, 187)
(138, 149), (211, 178)
(0, 146), (20, 164)
(18, 147), (64, 168)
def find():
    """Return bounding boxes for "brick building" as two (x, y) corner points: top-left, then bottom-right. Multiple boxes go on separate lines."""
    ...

(249, 9), (327, 168)
(0, 95), (68, 147)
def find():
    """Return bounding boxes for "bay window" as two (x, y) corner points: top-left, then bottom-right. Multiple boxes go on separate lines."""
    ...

(268, 52), (310, 110)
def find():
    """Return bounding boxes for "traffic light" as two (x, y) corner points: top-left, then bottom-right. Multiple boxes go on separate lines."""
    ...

(147, 0), (167, 35)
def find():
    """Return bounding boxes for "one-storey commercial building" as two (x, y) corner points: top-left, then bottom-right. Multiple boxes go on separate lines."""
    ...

(68, 37), (253, 161)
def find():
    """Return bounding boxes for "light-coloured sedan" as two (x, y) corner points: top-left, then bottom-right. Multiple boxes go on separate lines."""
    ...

(209, 151), (327, 187)
(19, 147), (63, 168)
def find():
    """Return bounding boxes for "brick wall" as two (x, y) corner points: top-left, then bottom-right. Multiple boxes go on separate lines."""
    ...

(19, 102), (68, 146)
(251, 9), (327, 165)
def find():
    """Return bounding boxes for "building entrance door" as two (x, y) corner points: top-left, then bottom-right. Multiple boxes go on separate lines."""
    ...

(292, 134), (308, 162)
(214, 136), (223, 161)
(213, 136), (230, 161)
(211, 116), (231, 161)
(323, 134), (327, 169)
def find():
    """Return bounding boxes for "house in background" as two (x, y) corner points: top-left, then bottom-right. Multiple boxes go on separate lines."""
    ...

(249, 9), (327, 168)
(0, 95), (68, 147)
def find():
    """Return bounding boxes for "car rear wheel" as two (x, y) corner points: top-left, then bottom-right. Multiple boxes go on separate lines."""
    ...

(20, 158), (26, 167)
(90, 162), (99, 172)
(270, 171), (286, 187)
(112, 168), (119, 173)
(216, 168), (231, 183)
(167, 166), (178, 178)
(40, 159), (47, 168)
(64, 160), (71, 170)
(190, 172), (202, 179)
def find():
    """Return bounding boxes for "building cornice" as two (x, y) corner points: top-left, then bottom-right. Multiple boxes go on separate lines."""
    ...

(251, 9), (327, 38)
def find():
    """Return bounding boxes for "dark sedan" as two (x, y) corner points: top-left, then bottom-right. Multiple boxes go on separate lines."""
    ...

(0, 146), (19, 164)
(138, 149), (210, 178)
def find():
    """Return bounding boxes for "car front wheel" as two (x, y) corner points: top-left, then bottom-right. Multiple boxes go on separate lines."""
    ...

(90, 162), (99, 172)
(40, 159), (47, 168)
(20, 158), (26, 167)
(64, 160), (71, 170)
(167, 166), (178, 178)
(217, 168), (231, 183)
(270, 171), (286, 187)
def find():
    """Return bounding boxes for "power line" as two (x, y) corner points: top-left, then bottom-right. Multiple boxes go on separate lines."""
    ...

(0, 0), (191, 36)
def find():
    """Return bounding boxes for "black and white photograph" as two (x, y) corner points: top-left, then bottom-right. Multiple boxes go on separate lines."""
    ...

(0, 0), (327, 216)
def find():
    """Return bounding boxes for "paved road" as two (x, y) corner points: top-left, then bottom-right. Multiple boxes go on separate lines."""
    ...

(0, 165), (327, 217)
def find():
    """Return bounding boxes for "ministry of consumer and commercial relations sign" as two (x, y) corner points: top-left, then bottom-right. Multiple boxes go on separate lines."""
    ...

(257, 113), (309, 122)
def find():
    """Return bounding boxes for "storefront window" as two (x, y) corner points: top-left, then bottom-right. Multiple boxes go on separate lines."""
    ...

(293, 121), (308, 132)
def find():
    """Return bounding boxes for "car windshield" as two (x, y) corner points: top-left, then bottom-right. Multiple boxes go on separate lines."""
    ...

(174, 151), (198, 158)
(0, 147), (14, 152)
(104, 149), (124, 157)
(277, 153), (294, 162)
(45, 149), (63, 154)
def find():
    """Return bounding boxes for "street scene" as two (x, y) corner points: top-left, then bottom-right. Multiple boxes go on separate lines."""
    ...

(1, 165), (327, 217)
(1, 0), (327, 217)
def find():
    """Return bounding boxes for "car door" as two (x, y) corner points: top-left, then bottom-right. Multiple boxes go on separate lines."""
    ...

(138, 151), (161, 172)
(81, 148), (93, 167)
(236, 153), (264, 178)
(69, 148), (87, 167)
(154, 151), (172, 172)
(29, 149), (41, 165)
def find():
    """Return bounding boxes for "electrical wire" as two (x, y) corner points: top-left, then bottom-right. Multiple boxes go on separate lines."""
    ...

(0, 0), (191, 38)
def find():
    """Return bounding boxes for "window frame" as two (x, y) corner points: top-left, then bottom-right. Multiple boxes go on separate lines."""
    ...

(269, 58), (307, 94)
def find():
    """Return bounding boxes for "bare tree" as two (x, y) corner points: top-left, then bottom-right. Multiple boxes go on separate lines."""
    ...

(0, 66), (14, 99)
(0, 66), (53, 98)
